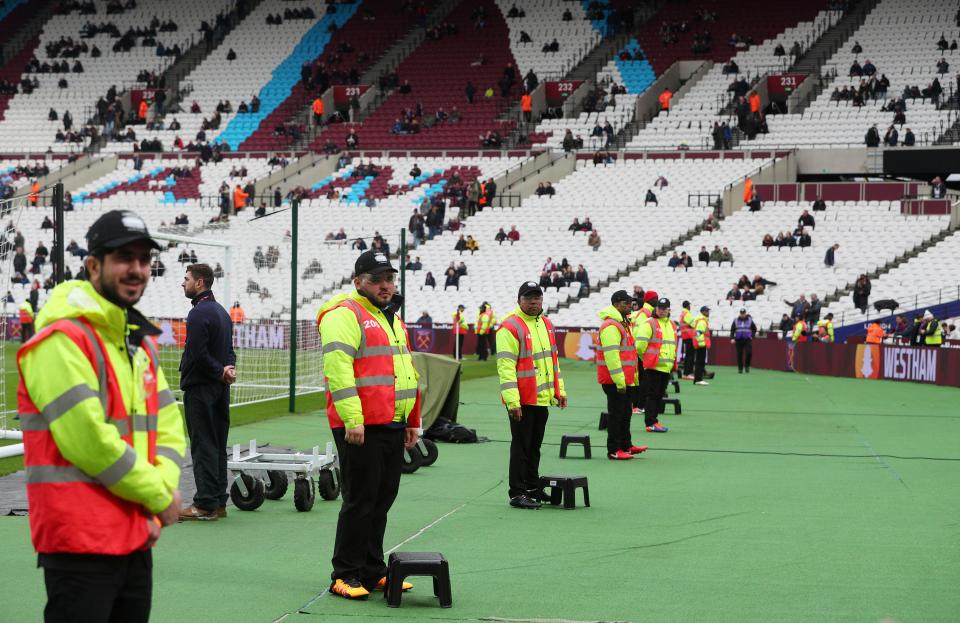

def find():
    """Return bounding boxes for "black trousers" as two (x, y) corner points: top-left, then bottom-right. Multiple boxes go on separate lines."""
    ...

(693, 347), (707, 382)
(633, 367), (645, 409)
(682, 338), (694, 375)
(41, 551), (152, 623)
(641, 369), (670, 426)
(331, 425), (403, 587)
(508, 405), (548, 498)
(476, 333), (488, 360)
(602, 384), (633, 454)
(455, 333), (465, 358)
(183, 382), (230, 511)
(21, 322), (34, 343)
(486, 332), (495, 355)
(735, 339), (752, 371)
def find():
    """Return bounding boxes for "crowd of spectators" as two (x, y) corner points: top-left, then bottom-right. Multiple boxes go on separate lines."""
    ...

(725, 274), (777, 303)
(538, 257), (589, 293)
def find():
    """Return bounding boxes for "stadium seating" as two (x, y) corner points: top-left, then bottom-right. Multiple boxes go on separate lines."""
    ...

(749, 0), (959, 149)
(628, 10), (841, 150)
(823, 230), (960, 327)
(554, 200), (952, 331)
(308, 0), (521, 150)
(597, 39), (657, 94)
(0, 0), (234, 153)
(238, 0), (420, 152)
(495, 0), (600, 79)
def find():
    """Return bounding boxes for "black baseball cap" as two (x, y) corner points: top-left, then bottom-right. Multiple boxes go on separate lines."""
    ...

(700, 305), (711, 313)
(657, 297), (671, 308)
(739, 307), (747, 313)
(518, 281), (543, 299)
(354, 249), (396, 276)
(86, 210), (161, 254)
(611, 290), (632, 304)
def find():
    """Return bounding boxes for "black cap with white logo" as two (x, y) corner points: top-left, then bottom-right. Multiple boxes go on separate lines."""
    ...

(657, 297), (671, 308)
(518, 281), (543, 299)
(85, 210), (161, 254)
(354, 249), (397, 276)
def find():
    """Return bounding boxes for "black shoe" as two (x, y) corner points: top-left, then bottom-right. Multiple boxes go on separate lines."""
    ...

(528, 488), (551, 503)
(509, 495), (541, 509)
(738, 368), (743, 373)
(745, 367), (750, 373)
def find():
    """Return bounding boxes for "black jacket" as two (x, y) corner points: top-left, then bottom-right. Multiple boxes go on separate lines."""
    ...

(180, 289), (235, 389)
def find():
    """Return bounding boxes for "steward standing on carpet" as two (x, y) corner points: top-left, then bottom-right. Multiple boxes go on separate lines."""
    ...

(178, 263), (236, 521)
(317, 250), (421, 600)
(19, 210), (184, 623)
(19, 299), (35, 343)
(596, 290), (647, 460)
(497, 281), (567, 509)
(475, 302), (495, 360)
(679, 300), (696, 379)
(629, 289), (657, 411)
(729, 307), (756, 373)
(692, 306), (711, 385)
(634, 298), (677, 433)
(452, 304), (468, 358)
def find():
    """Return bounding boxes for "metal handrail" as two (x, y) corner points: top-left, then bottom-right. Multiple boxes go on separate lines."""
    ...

(835, 283), (960, 327)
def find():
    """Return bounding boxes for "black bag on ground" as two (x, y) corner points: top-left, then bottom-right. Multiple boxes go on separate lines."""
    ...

(874, 299), (898, 312)
(425, 417), (478, 443)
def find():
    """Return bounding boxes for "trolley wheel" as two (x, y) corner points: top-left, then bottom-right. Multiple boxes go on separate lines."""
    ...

(293, 477), (315, 512)
(418, 439), (439, 467)
(264, 470), (288, 500)
(317, 468), (340, 500)
(230, 473), (265, 511)
(400, 448), (422, 474)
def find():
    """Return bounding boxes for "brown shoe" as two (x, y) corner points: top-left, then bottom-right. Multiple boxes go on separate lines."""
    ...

(178, 506), (218, 521)
(215, 507), (227, 518)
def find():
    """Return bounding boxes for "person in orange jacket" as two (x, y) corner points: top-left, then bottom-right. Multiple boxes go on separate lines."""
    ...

(658, 88), (672, 114)
(520, 92), (532, 123)
(312, 97), (324, 125)
(742, 178), (753, 205)
(865, 322), (886, 344)
(229, 301), (245, 324)
(749, 92), (761, 113)
(233, 184), (248, 211)
(138, 98), (149, 121)
(29, 179), (40, 206)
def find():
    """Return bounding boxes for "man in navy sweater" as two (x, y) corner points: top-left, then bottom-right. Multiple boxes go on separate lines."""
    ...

(179, 263), (236, 520)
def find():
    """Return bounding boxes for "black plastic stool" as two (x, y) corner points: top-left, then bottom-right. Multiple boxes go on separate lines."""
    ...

(385, 552), (452, 608)
(559, 434), (591, 459)
(539, 475), (590, 509)
(670, 378), (681, 393)
(660, 398), (682, 414)
(598, 411), (608, 430)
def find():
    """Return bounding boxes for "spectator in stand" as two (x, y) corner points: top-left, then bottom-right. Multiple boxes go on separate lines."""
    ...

(752, 274), (776, 294)
(865, 124), (881, 147)
(495, 228), (508, 244)
(884, 125), (899, 147)
(798, 210), (815, 230)
(582, 217), (593, 231)
(508, 225), (520, 243)
(698, 246), (710, 263)
(797, 229), (812, 247)
(424, 271), (436, 288)
(417, 311), (433, 325)
(726, 284), (741, 302)
(409, 163), (421, 178)
(784, 294), (808, 320)
(904, 128), (916, 146)
(351, 238), (367, 251)
(812, 196), (827, 211)
(444, 266), (459, 290)
(588, 230), (601, 251)
(806, 293), (822, 325)
(931, 176), (947, 198)
(709, 245), (722, 263)
(720, 247), (733, 263)
(680, 252), (693, 269)
(405, 256), (422, 271)
(644, 189), (658, 206)
(454, 234), (467, 253)
(748, 191), (762, 211)
(937, 57), (950, 74)
(779, 313), (793, 337)
(853, 274), (871, 312)
(465, 235), (479, 253)
(824, 243), (839, 267)
(762, 233), (774, 247)
(849, 59), (863, 77)
(668, 252), (681, 269)
(568, 218), (582, 232)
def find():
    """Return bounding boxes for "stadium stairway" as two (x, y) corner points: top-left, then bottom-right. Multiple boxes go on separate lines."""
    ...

(0, 0), (55, 72)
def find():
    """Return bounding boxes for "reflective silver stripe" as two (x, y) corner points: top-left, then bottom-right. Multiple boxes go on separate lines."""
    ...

(599, 345), (619, 352)
(532, 350), (552, 361)
(141, 337), (159, 367)
(361, 345), (398, 357)
(355, 375), (395, 387)
(608, 367), (623, 376)
(660, 358), (675, 364)
(64, 319), (109, 413)
(503, 317), (530, 358)
(516, 369), (537, 378)
(157, 389), (177, 410)
(131, 414), (158, 433)
(156, 445), (184, 465)
(323, 341), (358, 357)
(42, 384), (98, 424)
(95, 446), (138, 487)
(25, 465), (95, 484)
(19, 413), (49, 431)
(496, 351), (517, 361)
(330, 387), (359, 402)
(500, 382), (518, 390)
(110, 417), (131, 437)
(536, 381), (555, 392)
(647, 338), (663, 345)
(394, 388), (418, 400)
(340, 299), (368, 352)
